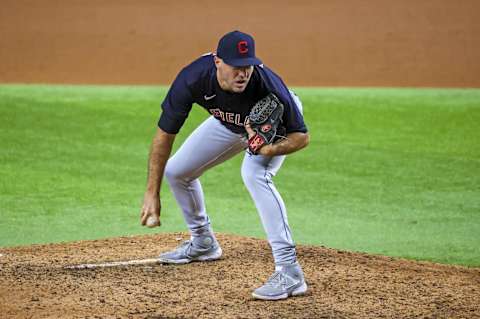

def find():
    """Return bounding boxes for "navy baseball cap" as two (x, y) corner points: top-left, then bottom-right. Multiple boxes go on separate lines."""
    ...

(216, 30), (262, 67)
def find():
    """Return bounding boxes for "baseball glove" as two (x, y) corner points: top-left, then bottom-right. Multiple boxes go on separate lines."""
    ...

(247, 93), (285, 154)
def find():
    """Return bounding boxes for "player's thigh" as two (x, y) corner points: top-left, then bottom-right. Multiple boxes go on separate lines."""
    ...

(241, 153), (286, 184)
(166, 117), (245, 179)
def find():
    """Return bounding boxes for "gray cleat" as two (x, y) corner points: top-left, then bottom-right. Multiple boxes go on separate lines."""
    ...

(252, 262), (308, 300)
(158, 239), (222, 264)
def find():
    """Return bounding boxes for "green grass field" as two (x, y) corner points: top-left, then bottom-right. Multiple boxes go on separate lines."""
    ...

(0, 85), (479, 266)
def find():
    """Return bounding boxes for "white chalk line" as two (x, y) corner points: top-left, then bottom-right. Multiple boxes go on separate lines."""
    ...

(64, 258), (159, 269)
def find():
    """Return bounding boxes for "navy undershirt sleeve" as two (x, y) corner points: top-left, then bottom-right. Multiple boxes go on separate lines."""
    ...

(158, 69), (194, 134)
(257, 66), (308, 134)
(281, 92), (307, 134)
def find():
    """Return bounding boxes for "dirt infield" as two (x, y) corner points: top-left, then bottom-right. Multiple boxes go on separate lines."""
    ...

(1, 233), (479, 318)
(1, 0), (480, 87)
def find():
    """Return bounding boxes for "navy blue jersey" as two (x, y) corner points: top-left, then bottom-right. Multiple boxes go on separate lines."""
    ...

(158, 54), (307, 135)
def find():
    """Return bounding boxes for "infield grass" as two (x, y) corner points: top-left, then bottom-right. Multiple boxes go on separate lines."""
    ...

(0, 85), (479, 266)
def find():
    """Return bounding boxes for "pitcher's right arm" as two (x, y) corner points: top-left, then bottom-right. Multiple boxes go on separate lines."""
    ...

(140, 127), (176, 227)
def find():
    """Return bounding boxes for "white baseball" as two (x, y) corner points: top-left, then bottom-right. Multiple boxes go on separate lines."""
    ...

(146, 215), (160, 227)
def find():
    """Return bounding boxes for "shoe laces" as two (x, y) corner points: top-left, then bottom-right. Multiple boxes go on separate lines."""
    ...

(178, 239), (215, 258)
(178, 240), (207, 258)
(177, 240), (192, 253)
(179, 240), (191, 248)
(265, 271), (289, 289)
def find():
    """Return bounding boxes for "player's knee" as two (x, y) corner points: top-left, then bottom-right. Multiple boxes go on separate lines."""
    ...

(241, 166), (271, 189)
(164, 162), (185, 182)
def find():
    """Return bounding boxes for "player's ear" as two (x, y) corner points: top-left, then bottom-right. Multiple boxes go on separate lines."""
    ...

(214, 55), (222, 69)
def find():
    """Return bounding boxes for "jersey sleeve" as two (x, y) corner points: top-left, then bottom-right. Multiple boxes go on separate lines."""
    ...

(158, 68), (194, 134)
(280, 91), (307, 134)
(256, 66), (308, 134)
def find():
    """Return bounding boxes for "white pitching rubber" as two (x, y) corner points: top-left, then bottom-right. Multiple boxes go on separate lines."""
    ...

(65, 258), (159, 269)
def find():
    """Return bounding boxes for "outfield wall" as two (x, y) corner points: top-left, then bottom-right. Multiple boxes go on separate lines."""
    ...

(1, 0), (479, 87)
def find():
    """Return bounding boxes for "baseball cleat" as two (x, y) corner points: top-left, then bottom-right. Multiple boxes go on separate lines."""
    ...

(252, 262), (308, 301)
(158, 239), (222, 264)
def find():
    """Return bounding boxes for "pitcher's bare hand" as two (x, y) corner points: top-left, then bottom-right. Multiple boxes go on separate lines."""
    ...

(140, 192), (161, 227)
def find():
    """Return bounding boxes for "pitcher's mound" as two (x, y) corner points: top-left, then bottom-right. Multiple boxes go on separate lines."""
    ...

(0, 233), (478, 318)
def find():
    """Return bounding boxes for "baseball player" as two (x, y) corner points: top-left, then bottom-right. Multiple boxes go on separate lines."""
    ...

(140, 30), (309, 301)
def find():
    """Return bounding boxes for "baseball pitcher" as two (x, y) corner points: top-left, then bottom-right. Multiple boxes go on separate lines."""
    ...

(140, 30), (309, 300)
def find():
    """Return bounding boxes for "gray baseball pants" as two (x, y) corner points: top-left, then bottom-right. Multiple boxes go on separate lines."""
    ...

(164, 92), (303, 265)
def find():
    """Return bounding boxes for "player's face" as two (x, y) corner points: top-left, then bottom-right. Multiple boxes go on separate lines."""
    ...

(215, 57), (254, 93)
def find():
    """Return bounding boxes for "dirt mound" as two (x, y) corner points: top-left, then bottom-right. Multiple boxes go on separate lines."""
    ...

(0, 233), (479, 318)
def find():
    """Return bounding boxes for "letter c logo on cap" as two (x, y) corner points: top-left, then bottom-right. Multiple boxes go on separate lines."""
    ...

(237, 41), (248, 54)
